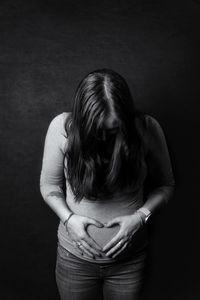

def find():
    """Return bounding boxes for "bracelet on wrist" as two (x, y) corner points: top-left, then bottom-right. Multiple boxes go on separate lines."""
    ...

(137, 207), (152, 224)
(63, 212), (74, 230)
(134, 211), (145, 226)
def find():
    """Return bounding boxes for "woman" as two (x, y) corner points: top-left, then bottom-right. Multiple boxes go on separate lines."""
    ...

(40, 68), (175, 300)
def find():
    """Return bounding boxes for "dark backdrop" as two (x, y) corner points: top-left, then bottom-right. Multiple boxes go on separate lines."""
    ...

(0, 0), (199, 299)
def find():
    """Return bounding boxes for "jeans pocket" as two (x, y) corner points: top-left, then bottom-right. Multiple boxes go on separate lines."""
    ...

(57, 243), (83, 262)
(57, 243), (72, 259)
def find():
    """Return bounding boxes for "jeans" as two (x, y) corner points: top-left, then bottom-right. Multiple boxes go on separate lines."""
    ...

(55, 242), (147, 300)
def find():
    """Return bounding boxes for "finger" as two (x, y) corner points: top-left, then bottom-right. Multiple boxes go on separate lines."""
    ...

(72, 241), (83, 255)
(112, 242), (128, 258)
(80, 245), (94, 258)
(83, 234), (102, 251)
(79, 241), (97, 258)
(81, 240), (101, 257)
(104, 218), (120, 228)
(86, 218), (104, 228)
(102, 232), (123, 252)
(105, 240), (125, 257)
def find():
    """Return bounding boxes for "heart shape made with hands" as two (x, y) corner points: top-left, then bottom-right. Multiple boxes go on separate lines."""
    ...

(87, 224), (120, 249)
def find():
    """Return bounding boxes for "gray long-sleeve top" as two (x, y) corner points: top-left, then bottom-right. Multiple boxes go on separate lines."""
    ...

(40, 112), (175, 263)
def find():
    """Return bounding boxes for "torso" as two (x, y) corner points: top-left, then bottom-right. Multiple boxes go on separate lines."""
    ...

(57, 112), (149, 262)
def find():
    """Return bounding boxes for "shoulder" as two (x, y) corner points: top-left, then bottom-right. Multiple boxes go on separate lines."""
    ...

(136, 113), (164, 139)
(48, 112), (72, 137)
(144, 114), (162, 129)
(144, 114), (165, 140)
(143, 114), (168, 155)
(49, 112), (71, 127)
(136, 113), (166, 154)
(46, 112), (72, 154)
(135, 112), (162, 136)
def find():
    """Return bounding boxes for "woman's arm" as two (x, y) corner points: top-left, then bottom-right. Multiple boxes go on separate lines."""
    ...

(40, 114), (103, 258)
(138, 115), (175, 220)
(40, 114), (72, 224)
(102, 115), (175, 257)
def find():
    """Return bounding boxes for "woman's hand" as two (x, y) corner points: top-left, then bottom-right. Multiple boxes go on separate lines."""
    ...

(102, 213), (144, 258)
(66, 214), (104, 259)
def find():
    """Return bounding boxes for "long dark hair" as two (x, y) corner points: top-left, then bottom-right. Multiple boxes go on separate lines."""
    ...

(64, 68), (147, 202)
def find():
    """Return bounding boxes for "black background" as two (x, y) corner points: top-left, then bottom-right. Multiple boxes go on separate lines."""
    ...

(0, 0), (199, 299)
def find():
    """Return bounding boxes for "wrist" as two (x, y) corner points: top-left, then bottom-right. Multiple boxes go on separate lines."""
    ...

(137, 207), (152, 224)
(133, 211), (145, 226)
(63, 212), (74, 231)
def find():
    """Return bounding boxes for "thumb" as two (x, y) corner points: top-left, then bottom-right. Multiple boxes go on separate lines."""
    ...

(104, 217), (120, 228)
(86, 217), (104, 228)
